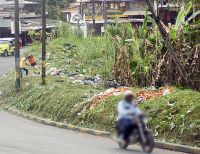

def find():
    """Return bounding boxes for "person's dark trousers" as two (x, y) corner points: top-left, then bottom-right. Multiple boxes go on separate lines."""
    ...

(20, 68), (28, 78)
(118, 118), (134, 141)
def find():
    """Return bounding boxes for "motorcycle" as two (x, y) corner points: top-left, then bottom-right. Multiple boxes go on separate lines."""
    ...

(116, 111), (155, 153)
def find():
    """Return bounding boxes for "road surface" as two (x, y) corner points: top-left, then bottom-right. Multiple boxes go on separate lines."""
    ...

(0, 47), (27, 76)
(0, 111), (185, 154)
(0, 55), (15, 77)
(0, 47), (186, 154)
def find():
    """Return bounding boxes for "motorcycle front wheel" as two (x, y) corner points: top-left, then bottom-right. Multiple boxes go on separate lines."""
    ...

(141, 131), (155, 153)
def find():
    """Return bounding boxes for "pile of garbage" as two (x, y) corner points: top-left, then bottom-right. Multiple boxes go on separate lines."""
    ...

(69, 74), (103, 86)
(47, 67), (62, 76)
(88, 86), (173, 109)
(136, 87), (173, 101)
(90, 87), (129, 109)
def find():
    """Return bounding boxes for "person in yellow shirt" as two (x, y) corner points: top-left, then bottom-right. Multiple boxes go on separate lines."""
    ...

(20, 57), (28, 78)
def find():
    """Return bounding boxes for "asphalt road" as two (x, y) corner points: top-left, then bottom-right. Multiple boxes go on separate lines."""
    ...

(0, 47), (186, 154)
(0, 111), (185, 154)
(0, 47), (27, 76)
(0, 55), (15, 77)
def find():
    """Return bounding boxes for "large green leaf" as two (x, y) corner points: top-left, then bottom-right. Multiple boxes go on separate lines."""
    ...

(187, 10), (200, 22)
(175, 1), (192, 31)
(169, 28), (177, 40)
(141, 9), (148, 38)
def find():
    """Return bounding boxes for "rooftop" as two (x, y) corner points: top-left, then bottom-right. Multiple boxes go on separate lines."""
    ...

(0, 18), (56, 32)
(0, 0), (38, 8)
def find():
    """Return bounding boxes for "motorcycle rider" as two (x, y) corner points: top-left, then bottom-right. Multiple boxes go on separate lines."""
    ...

(117, 90), (141, 144)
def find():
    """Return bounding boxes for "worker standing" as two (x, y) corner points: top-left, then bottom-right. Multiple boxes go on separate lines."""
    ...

(20, 57), (28, 78)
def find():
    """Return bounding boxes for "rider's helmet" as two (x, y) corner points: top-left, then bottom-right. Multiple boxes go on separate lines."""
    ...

(124, 90), (135, 102)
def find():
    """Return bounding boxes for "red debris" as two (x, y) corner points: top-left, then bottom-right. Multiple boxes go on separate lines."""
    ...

(89, 86), (173, 109)
(136, 87), (173, 101)
(90, 87), (129, 109)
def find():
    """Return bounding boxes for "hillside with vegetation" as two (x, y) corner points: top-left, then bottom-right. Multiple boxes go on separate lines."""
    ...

(0, 0), (200, 148)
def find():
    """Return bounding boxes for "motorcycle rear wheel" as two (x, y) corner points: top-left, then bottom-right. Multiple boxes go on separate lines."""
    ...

(141, 131), (154, 153)
(118, 141), (129, 149)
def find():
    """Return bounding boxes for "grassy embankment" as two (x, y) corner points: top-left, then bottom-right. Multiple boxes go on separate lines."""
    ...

(0, 36), (199, 147)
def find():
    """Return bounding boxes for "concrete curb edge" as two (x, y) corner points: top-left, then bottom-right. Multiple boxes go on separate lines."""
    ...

(3, 107), (110, 137)
(2, 106), (200, 154)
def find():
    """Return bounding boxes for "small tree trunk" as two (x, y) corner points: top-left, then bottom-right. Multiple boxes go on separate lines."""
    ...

(112, 42), (135, 87)
(145, 0), (192, 87)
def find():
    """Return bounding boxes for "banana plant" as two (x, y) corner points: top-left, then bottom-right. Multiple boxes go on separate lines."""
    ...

(169, 1), (200, 39)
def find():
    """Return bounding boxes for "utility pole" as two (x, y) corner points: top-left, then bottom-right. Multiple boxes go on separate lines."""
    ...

(42, 0), (46, 85)
(80, 0), (83, 19)
(92, 0), (95, 33)
(15, 0), (20, 92)
(103, 0), (107, 26)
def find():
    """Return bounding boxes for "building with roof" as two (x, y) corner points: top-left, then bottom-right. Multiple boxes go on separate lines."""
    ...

(0, 0), (40, 19)
(61, 0), (148, 22)
(0, 0), (55, 45)
(60, 0), (184, 34)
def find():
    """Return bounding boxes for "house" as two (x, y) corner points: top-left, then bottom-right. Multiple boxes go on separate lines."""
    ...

(0, 0), (40, 19)
(0, 0), (55, 45)
(61, 0), (149, 22)
(60, 0), (153, 34)
(61, 0), (185, 25)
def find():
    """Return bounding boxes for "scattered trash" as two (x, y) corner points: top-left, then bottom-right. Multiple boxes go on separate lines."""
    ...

(137, 96), (145, 103)
(170, 122), (176, 131)
(143, 86), (157, 91)
(88, 86), (174, 109)
(25, 82), (30, 86)
(107, 80), (125, 88)
(69, 74), (103, 86)
(90, 87), (129, 109)
(63, 43), (76, 51)
(136, 87), (173, 101)
(46, 52), (52, 60)
(55, 79), (64, 83)
(81, 94), (90, 100)
(72, 80), (83, 84)
(47, 67), (61, 76)
(163, 89), (171, 96)
(167, 100), (175, 107)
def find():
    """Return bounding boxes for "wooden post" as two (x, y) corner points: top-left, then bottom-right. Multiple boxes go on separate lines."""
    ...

(15, 0), (20, 92)
(42, 0), (46, 85)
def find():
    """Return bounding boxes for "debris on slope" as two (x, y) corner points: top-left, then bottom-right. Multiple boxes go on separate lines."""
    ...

(136, 87), (173, 101)
(89, 86), (173, 109)
(90, 87), (129, 109)
(69, 74), (103, 86)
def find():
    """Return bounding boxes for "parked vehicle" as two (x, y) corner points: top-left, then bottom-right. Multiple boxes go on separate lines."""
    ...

(116, 111), (155, 153)
(0, 38), (15, 56)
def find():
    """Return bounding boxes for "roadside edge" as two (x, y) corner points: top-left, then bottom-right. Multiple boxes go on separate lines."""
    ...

(2, 106), (200, 154)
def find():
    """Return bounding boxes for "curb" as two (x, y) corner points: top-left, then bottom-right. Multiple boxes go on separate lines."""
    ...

(154, 141), (200, 154)
(3, 107), (110, 137)
(2, 107), (200, 154)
